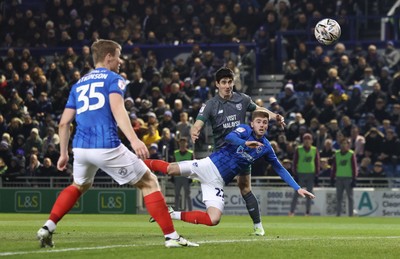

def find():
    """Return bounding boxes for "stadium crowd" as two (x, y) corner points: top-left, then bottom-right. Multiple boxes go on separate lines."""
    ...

(0, 0), (399, 186)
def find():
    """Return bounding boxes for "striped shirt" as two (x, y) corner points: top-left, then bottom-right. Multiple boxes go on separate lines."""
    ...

(65, 68), (126, 149)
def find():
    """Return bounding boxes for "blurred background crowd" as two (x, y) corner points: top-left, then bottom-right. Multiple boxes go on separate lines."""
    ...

(0, 0), (399, 186)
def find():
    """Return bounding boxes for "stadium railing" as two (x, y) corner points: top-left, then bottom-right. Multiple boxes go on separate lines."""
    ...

(0, 176), (394, 189)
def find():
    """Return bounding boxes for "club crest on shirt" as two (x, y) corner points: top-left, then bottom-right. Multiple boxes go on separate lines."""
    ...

(235, 127), (246, 133)
(118, 79), (126, 90)
(236, 104), (242, 110)
(118, 167), (128, 177)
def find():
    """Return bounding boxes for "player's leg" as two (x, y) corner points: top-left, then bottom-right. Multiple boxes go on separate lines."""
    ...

(169, 158), (223, 226)
(336, 179), (344, 216)
(175, 184), (223, 226)
(289, 174), (304, 216)
(305, 175), (314, 215)
(134, 170), (198, 247)
(345, 179), (354, 216)
(144, 159), (169, 174)
(37, 148), (97, 248)
(183, 178), (193, 211)
(237, 172), (264, 236)
(174, 177), (184, 210)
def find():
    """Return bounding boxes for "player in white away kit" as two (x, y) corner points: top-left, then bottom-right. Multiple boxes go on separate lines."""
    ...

(36, 39), (198, 248)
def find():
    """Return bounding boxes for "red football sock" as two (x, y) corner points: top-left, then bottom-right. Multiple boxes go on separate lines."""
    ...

(49, 185), (81, 224)
(144, 159), (169, 174)
(144, 191), (175, 235)
(181, 211), (213, 226)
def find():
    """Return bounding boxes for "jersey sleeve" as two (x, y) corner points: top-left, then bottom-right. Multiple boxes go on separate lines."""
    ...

(241, 93), (257, 112)
(109, 73), (126, 96)
(225, 124), (250, 146)
(263, 142), (300, 190)
(196, 100), (213, 122)
(65, 86), (77, 109)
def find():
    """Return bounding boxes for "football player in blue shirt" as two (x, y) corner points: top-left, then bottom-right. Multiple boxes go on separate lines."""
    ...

(36, 39), (198, 248)
(146, 107), (314, 227)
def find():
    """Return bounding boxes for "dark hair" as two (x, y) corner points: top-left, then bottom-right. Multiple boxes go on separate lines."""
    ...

(215, 67), (234, 82)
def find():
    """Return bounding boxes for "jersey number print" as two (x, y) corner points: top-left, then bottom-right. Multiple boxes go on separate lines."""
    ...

(77, 82), (106, 114)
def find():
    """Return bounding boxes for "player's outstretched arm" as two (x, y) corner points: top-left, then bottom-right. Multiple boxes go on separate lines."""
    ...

(297, 188), (316, 199)
(57, 108), (75, 171)
(190, 120), (204, 143)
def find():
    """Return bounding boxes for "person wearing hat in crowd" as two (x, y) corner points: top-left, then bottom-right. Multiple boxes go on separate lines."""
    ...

(149, 143), (162, 160)
(24, 128), (43, 157)
(149, 86), (165, 108)
(383, 41), (400, 71)
(289, 133), (320, 216)
(331, 138), (358, 217)
(158, 110), (177, 135)
(311, 82), (327, 109)
(182, 77), (196, 98)
(278, 82), (299, 118)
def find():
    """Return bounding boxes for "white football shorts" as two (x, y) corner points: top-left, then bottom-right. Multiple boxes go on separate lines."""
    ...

(72, 144), (148, 186)
(178, 157), (225, 212)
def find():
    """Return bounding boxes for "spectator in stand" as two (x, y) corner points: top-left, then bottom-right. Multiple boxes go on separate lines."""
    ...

(158, 110), (177, 135)
(337, 55), (354, 86)
(359, 67), (378, 94)
(158, 127), (177, 162)
(364, 127), (384, 163)
(296, 59), (314, 92)
(126, 70), (149, 100)
(372, 98), (390, 124)
(166, 83), (191, 109)
(318, 97), (337, 125)
(378, 128), (400, 188)
(340, 116), (353, 138)
(330, 43), (347, 67)
(327, 83), (348, 115)
(279, 83), (299, 118)
(148, 87), (165, 109)
(366, 44), (385, 75)
(365, 82), (387, 113)
(142, 124), (161, 149)
(331, 138), (358, 217)
(350, 56), (368, 84)
(301, 97), (320, 126)
(378, 66), (393, 92)
(383, 41), (400, 71)
(182, 77), (196, 99)
(350, 125), (365, 162)
(311, 83), (327, 109)
(194, 78), (212, 103)
(345, 84), (365, 122)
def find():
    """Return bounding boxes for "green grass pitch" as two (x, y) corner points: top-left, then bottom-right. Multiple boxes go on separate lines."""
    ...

(0, 214), (399, 259)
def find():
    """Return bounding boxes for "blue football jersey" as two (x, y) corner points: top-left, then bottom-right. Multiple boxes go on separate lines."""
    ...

(209, 124), (300, 190)
(65, 68), (126, 148)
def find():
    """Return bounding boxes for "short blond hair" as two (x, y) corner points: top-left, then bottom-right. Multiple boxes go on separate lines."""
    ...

(91, 39), (121, 64)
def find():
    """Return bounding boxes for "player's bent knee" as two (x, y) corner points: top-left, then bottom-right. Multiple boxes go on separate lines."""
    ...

(72, 182), (92, 193)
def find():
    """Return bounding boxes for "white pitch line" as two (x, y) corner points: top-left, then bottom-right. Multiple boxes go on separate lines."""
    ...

(1, 236), (400, 257)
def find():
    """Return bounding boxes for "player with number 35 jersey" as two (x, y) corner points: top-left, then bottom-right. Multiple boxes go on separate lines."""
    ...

(66, 68), (125, 148)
